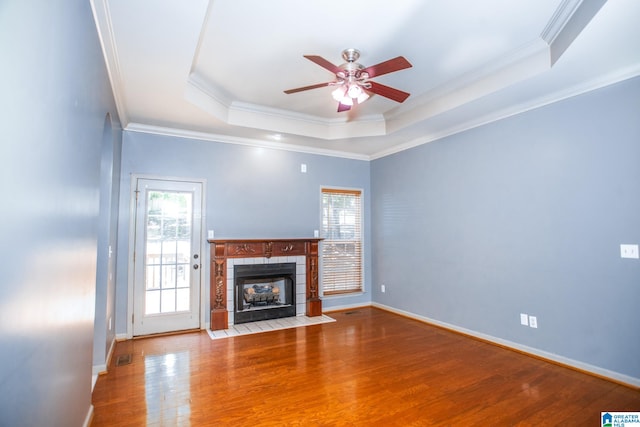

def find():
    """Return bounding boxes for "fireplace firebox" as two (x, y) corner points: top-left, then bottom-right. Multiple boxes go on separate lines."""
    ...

(234, 263), (296, 324)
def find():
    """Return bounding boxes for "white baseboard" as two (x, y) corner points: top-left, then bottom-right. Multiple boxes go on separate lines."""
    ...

(83, 404), (94, 427)
(92, 335), (117, 376)
(372, 302), (640, 389)
(323, 301), (373, 313)
(106, 335), (116, 365)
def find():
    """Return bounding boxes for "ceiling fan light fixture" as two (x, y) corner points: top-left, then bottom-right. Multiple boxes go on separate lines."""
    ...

(333, 84), (368, 106)
(356, 91), (369, 104)
(347, 84), (362, 98)
(341, 96), (354, 106)
(331, 86), (347, 102)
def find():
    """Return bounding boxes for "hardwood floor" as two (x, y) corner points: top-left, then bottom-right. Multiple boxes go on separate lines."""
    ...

(92, 307), (639, 426)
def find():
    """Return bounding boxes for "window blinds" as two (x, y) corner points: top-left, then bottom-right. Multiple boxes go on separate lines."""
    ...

(321, 188), (363, 295)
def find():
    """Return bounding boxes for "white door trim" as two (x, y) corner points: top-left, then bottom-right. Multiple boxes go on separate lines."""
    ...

(125, 174), (207, 338)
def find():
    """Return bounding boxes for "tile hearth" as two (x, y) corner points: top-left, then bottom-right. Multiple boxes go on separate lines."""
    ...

(207, 314), (335, 340)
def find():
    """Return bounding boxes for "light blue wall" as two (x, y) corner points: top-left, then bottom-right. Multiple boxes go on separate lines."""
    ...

(371, 76), (640, 383)
(115, 132), (372, 333)
(93, 114), (122, 370)
(0, 1), (120, 426)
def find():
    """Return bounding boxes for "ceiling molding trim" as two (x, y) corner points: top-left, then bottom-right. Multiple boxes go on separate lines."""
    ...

(124, 66), (640, 163)
(188, 0), (216, 78)
(541, 0), (584, 44)
(371, 66), (640, 160)
(229, 101), (344, 125)
(90, 0), (129, 126)
(384, 38), (550, 134)
(125, 122), (371, 161)
(541, 0), (607, 65)
(229, 101), (380, 127)
(186, 73), (388, 140)
(185, 72), (231, 122)
(326, 116), (387, 140)
(190, 35), (552, 141)
(228, 102), (387, 140)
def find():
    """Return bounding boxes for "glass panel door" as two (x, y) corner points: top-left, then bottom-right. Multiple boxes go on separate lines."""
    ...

(133, 178), (202, 336)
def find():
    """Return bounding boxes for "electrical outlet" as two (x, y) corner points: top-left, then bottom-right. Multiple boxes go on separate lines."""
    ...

(620, 244), (639, 259)
(208, 230), (214, 239)
(109, 317), (112, 331)
(301, 164), (307, 173)
(529, 316), (538, 328)
(520, 313), (529, 326)
(381, 285), (386, 293)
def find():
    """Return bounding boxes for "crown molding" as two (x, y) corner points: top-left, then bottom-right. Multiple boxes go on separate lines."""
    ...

(184, 71), (231, 122)
(180, 1), (602, 142)
(128, 67), (640, 163)
(90, 0), (129, 126)
(185, 37), (551, 142)
(124, 122), (371, 161)
(229, 101), (387, 140)
(541, 0), (607, 65)
(370, 66), (640, 160)
(541, 0), (584, 44)
(97, 0), (633, 161)
(186, 71), (387, 140)
(384, 38), (550, 135)
(381, 0), (610, 142)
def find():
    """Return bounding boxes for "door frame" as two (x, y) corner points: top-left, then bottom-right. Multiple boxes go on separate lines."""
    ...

(125, 174), (207, 339)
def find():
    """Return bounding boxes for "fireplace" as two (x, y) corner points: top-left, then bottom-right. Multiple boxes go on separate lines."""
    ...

(234, 263), (296, 324)
(208, 238), (323, 330)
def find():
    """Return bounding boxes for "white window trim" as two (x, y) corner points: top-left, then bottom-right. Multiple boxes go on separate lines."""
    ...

(319, 186), (365, 297)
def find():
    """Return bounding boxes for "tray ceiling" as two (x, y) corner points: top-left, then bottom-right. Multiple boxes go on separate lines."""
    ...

(92, 0), (640, 159)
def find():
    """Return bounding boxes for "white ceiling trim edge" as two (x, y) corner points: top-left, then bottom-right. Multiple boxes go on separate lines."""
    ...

(93, 0), (632, 162)
(126, 67), (640, 163)
(124, 123), (371, 161)
(187, 39), (551, 141)
(185, 72), (388, 140)
(384, 0), (608, 133)
(184, 71), (231, 122)
(183, 0), (599, 142)
(370, 66), (640, 160)
(91, 0), (129, 126)
(541, 0), (607, 65)
(228, 102), (387, 140)
(384, 38), (551, 134)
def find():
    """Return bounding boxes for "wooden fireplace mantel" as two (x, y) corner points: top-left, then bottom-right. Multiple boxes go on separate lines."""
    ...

(208, 238), (323, 330)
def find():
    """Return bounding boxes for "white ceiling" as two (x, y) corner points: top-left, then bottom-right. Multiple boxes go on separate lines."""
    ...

(91, 0), (640, 160)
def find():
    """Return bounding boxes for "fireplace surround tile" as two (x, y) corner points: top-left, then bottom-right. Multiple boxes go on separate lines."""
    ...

(226, 256), (306, 326)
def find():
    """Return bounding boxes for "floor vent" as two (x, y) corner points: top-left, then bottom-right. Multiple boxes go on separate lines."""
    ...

(115, 354), (132, 367)
(344, 311), (360, 315)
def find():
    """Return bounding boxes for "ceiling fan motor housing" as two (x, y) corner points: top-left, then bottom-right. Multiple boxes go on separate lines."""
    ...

(338, 49), (369, 84)
(342, 48), (360, 62)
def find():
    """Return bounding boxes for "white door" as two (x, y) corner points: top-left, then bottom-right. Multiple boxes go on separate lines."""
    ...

(132, 178), (203, 336)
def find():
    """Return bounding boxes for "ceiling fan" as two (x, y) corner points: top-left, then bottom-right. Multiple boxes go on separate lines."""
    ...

(284, 48), (412, 112)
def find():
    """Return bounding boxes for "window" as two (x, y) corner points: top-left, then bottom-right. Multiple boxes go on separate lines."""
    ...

(321, 188), (363, 295)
